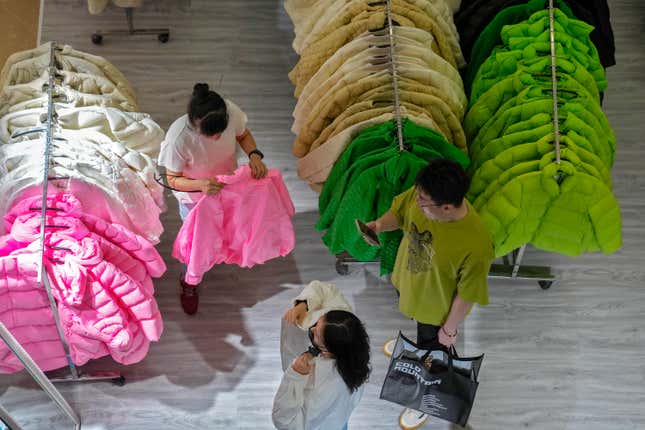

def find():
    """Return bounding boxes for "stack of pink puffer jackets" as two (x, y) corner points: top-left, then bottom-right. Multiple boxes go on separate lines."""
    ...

(173, 165), (295, 285)
(0, 193), (166, 373)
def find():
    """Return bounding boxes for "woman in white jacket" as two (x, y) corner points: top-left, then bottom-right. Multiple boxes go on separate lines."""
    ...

(272, 281), (371, 430)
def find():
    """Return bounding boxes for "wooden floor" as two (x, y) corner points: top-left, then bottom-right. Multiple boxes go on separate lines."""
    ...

(1, 0), (644, 429)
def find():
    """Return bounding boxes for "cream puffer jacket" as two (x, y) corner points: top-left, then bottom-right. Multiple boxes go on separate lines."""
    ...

(0, 42), (137, 101)
(0, 106), (163, 158)
(0, 137), (163, 242)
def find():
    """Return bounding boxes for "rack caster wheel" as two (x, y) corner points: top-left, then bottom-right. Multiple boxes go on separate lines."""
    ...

(538, 280), (554, 290)
(158, 33), (170, 43)
(335, 260), (349, 276)
(112, 376), (126, 386)
(91, 33), (103, 45)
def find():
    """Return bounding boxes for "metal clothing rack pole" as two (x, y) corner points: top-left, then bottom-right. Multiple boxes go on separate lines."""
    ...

(35, 42), (81, 379)
(548, 0), (561, 165)
(385, 0), (405, 151)
(1, 401), (23, 430)
(0, 322), (81, 430)
(488, 1), (558, 290)
(29, 42), (124, 385)
(334, 0), (402, 274)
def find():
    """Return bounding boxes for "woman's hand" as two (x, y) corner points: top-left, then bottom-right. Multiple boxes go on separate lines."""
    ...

(249, 154), (268, 179)
(291, 351), (315, 375)
(283, 302), (307, 326)
(197, 178), (225, 195)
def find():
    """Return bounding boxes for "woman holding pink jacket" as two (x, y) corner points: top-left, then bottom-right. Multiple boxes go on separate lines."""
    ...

(158, 83), (268, 314)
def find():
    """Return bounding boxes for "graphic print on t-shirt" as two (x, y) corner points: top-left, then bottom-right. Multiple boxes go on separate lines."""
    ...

(406, 223), (435, 274)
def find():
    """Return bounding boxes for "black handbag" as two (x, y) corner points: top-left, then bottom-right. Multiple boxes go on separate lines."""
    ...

(379, 332), (484, 427)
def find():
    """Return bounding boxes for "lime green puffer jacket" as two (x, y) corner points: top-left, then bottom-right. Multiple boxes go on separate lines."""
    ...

(472, 109), (612, 173)
(468, 133), (611, 203)
(464, 0), (575, 92)
(475, 156), (621, 257)
(468, 87), (615, 168)
(471, 47), (605, 106)
(464, 71), (600, 141)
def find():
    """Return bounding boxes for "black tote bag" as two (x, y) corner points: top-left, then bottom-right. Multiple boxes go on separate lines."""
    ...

(379, 332), (484, 427)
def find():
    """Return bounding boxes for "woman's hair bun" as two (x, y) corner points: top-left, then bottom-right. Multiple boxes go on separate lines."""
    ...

(192, 83), (210, 98)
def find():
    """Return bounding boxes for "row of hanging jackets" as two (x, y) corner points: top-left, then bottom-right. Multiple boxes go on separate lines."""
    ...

(459, 2), (622, 258)
(0, 42), (167, 373)
(284, 0), (468, 274)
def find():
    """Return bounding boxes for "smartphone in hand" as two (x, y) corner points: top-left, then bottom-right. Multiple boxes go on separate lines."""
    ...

(355, 219), (380, 246)
(307, 345), (322, 357)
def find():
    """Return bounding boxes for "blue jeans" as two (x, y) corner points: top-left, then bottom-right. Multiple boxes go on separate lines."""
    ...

(178, 202), (196, 280)
(178, 202), (196, 221)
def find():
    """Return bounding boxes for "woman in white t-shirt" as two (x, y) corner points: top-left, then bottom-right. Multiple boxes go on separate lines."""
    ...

(158, 83), (268, 314)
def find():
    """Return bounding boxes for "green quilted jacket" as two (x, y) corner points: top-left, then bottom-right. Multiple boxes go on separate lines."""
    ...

(317, 119), (469, 273)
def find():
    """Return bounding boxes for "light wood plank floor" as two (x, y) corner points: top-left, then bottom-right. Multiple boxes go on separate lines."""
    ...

(1, 0), (644, 429)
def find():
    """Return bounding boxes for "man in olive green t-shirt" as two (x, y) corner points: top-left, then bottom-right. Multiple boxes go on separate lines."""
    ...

(369, 158), (493, 349)
(367, 159), (494, 428)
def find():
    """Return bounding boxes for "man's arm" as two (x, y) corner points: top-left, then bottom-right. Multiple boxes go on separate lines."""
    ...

(367, 209), (400, 233)
(439, 295), (473, 347)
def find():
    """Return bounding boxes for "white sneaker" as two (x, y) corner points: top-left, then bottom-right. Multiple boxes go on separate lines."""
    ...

(399, 408), (429, 429)
(382, 338), (396, 357)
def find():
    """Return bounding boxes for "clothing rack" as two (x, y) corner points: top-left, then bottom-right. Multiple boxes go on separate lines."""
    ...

(0, 322), (80, 430)
(335, 1), (558, 289)
(334, 0), (405, 273)
(1, 398), (23, 430)
(6, 42), (125, 387)
(487, 0), (559, 289)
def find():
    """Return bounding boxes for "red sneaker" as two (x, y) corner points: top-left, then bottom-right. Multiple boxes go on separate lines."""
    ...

(179, 276), (199, 315)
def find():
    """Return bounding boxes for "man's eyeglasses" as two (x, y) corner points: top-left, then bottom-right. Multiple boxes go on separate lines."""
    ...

(416, 194), (442, 208)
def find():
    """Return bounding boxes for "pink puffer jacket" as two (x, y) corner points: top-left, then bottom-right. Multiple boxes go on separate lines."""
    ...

(0, 254), (107, 373)
(5, 193), (166, 277)
(0, 193), (165, 373)
(9, 212), (156, 297)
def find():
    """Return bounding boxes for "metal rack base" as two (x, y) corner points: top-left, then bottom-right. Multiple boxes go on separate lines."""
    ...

(0, 402), (22, 430)
(92, 7), (170, 44)
(488, 264), (556, 289)
(334, 252), (378, 275)
(50, 373), (125, 386)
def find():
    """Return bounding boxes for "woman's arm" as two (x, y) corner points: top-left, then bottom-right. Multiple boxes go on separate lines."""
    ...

(283, 281), (352, 327)
(236, 128), (268, 178)
(272, 365), (309, 430)
(293, 281), (352, 314)
(166, 169), (223, 194)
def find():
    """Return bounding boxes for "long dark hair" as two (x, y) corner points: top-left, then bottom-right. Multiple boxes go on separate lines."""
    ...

(323, 310), (371, 393)
(188, 83), (228, 136)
